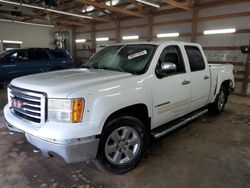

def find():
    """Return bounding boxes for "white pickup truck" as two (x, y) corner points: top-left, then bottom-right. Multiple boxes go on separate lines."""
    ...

(4, 41), (234, 174)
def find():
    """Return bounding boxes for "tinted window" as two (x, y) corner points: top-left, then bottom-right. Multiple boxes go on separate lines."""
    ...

(9, 50), (28, 62)
(28, 50), (49, 61)
(185, 46), (205, 72)
(50, 50), (67, 59)
(157, 45), (185, 74)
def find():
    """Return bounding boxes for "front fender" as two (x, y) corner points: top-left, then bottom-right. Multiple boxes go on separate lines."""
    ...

(89, 86), (152, 135)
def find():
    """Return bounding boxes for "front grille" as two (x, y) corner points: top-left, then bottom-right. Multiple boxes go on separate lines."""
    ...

(8, 86), (46, 124)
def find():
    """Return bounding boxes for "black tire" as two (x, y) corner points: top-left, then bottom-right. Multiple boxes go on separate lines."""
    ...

(208, 85), (228, 114)
(95, 115), (146, 174)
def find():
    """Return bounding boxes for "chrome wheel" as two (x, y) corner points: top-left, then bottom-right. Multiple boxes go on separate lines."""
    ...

(217, 90), (225, 111)
(105, 126), (141, 165)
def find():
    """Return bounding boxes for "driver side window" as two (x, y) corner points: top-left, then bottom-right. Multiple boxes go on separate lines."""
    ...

(8, 51), (28, 63)
(156, 45), (185, 77)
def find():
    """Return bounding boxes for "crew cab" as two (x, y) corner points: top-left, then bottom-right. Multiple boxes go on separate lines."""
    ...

(0, 48), (73, 86)
(4, 42), (234, 174)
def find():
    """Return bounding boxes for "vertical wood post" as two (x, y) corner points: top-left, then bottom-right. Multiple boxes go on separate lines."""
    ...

(115, 21), (121, 43)
(191, 1), (199, 42)
(148, 13), (153, 41)
(242, 40), (250, 95)
(90, 22), (96, 53)
(71, 25), (76, 65)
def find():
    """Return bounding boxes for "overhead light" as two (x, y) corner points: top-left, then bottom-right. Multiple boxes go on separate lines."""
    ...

(204, 28), (236, 35)
(3, 40), (23, 44)
(75, 39), (86, 43)
(0, 0), (93, 20)
(122, 35), (139, 40)
(136, 0), (160, 8)
(22, 4), (45, 10)
(82, 6), (94, 13)
(157, 33), (180, 38)
(106, 0), (120, 6)
(96, 37), (109, 41)
(47, 9), (92, 19)
(0, 18), (54, 28)
(0, 0), (19, 5)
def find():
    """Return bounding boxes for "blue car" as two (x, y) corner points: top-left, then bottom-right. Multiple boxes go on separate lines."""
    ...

(0, 48), (73, 86)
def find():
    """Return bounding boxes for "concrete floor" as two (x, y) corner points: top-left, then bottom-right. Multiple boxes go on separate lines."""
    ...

(0, 88), (250, 188)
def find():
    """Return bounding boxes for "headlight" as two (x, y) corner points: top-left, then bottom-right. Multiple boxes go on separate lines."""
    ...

(48, 98), (84, 123)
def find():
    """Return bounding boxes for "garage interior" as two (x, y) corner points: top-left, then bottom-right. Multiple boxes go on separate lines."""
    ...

(0, 0), (250, 187)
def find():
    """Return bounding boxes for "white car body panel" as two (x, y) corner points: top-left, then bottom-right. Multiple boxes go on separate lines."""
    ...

(4, 41), (235, 163)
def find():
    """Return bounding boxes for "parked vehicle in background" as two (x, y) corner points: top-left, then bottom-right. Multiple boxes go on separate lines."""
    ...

(4, 42), (234, 174)
(0, 48), (73, 86)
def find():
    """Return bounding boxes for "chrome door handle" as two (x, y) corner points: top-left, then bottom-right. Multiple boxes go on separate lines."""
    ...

(204, 75), (210, 80)
(182, 80), (190, 85)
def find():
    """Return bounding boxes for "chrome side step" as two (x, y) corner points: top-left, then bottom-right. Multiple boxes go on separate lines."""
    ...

(152, 109), (208, 139)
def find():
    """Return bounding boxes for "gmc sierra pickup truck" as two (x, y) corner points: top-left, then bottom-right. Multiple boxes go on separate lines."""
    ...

(4, 41), (234, 174)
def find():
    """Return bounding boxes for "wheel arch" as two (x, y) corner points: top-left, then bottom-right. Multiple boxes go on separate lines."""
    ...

(101, 103), (151, 137)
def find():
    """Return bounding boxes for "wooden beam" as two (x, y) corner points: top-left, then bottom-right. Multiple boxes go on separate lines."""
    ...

(72, 25), (76, 65)
(55, 19), (89, 26)
(203, 46), (241, 51)
(199, 0), (250, 9)
(198, 12), (250, 21)
(162, 0), (192, 11)
(83, 0), (145, 18)
(154, 18), (192, 26)
(242, 40), (250, 95)
(115, 21), (121, 43)
(148, 13), (153, 41)
(191, 0), (199, 42)
(90, 23), (96, 53)
(129, 0), (149, 14)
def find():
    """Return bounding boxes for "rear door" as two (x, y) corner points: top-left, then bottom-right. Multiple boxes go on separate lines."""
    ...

(184, 45), (210, 112)
(49, 50), (71, 69)
(152, 44), (192, 129)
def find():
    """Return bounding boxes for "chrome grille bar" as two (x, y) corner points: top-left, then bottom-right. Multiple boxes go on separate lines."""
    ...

(8, 86), (46, 124)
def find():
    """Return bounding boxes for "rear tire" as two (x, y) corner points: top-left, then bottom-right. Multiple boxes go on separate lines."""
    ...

(208, 85), (227, 114)
(95, 115), (146, 174)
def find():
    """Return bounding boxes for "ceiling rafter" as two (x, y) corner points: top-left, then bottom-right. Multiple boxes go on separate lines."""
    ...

(83, 0), (145, 18)
(162, 0), (193, 11)
(128, 0), (149, 14)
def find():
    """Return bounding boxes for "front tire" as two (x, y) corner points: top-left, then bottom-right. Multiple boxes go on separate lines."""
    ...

(96, 115), (146, 174)
(208, 85), (227, 114)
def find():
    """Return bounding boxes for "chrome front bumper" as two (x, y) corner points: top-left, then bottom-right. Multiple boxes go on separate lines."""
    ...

(6, 121), (99, 163)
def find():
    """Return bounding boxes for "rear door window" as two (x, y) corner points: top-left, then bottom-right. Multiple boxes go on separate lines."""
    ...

(185, 46), (205, 72)
(28, 50), (49, 61)
(49, 50), (67, 59)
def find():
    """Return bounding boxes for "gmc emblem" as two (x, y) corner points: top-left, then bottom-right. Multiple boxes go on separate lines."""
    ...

(11, 98), (23, 109)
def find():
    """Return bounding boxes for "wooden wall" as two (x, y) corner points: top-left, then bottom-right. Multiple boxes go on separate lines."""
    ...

(74, 0), (250, 95)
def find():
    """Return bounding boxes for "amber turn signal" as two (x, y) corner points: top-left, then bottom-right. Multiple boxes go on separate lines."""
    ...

(71, 99), (84, 123)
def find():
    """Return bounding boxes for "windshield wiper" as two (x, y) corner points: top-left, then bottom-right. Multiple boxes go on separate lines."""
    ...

(81, 64), (94, 69)
(101, 66), (127, 73)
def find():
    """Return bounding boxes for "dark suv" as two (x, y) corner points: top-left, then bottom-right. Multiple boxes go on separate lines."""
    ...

(0, 48), (73, 86)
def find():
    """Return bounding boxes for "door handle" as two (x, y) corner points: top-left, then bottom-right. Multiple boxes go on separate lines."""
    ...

(204, 75), (210, 80)
(182, 80), (190, 85)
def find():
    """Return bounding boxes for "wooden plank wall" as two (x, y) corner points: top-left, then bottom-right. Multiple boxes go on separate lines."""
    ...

(74, 0), (250, 95)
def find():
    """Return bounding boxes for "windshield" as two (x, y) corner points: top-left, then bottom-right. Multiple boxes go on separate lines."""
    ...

(82, 44), (157, 74)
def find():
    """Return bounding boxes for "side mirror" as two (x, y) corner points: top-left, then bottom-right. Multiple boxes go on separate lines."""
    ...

(156, 62), (177, 77)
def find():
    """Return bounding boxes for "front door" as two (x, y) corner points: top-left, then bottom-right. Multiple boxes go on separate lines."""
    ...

(2, 50), (30, 82)
(152, 45), (191, 129)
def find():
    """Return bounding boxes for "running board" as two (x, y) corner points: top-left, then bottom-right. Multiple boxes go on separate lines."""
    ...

(151, 108), (208, 139)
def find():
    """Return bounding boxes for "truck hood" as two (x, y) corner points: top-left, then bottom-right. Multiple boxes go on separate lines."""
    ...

(11, 68), (133, 98)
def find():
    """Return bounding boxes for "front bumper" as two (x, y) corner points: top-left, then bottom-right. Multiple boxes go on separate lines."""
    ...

(5, 107), (100, 164)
